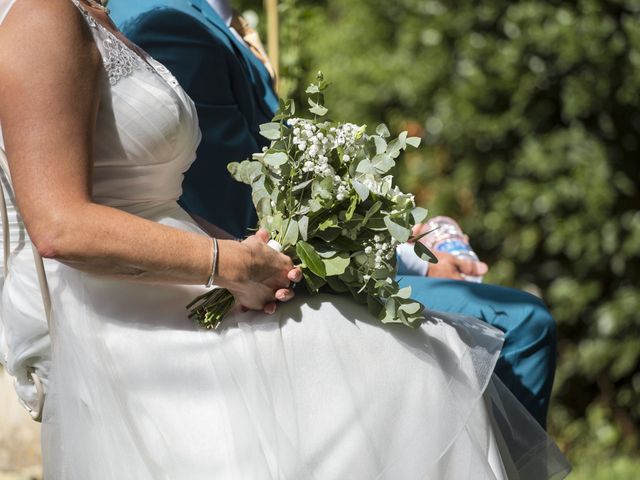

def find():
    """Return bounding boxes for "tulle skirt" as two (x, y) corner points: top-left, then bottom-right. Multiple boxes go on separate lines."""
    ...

(39, 262), (570, 479)
(1, 205), (569, 478)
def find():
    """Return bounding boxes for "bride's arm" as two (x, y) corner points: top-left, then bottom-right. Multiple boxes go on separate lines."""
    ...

(0, 1), (299, 310)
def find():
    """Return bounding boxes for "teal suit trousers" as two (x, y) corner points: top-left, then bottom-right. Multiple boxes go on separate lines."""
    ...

(399, 276), (557, 427)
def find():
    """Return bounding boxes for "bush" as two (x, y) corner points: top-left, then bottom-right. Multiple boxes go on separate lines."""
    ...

(238, 0), (640, 468)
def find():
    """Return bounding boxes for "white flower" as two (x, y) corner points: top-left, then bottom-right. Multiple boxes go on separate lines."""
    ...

(343, 154), (351, 162)
(298, 142), (307, 151)
(365, 246), (373, 254)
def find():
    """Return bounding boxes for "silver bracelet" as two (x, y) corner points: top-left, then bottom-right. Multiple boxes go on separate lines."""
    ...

(205, 237), (218, 288)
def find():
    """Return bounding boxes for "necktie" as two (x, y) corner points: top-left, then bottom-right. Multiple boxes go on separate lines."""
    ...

(230, 13), (277, 86)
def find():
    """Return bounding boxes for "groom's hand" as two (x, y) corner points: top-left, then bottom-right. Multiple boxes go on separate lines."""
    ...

(428, 251), (489, 280)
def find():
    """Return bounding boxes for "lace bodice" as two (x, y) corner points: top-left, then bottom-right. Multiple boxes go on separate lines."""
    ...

(0, 0), (201, 216)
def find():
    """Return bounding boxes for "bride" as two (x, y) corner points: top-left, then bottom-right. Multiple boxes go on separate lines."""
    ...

(0, 0), (569, 478)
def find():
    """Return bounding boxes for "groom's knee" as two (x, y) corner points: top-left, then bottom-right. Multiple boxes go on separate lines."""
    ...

(516, 294), (557, 358)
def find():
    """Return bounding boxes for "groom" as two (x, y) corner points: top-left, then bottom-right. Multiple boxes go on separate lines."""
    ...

(110, 0), (557, 428)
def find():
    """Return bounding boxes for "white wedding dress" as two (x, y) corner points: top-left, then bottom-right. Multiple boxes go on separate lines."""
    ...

(0, 1), (570, 478)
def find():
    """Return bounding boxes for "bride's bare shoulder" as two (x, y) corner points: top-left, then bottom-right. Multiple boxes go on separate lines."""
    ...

(0, 0), (100, 77)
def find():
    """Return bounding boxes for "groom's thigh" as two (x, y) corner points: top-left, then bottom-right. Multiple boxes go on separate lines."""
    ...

(397, 276), (557, 428)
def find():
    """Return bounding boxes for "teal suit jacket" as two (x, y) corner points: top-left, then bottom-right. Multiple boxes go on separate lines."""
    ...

(110, 0), (278, 238)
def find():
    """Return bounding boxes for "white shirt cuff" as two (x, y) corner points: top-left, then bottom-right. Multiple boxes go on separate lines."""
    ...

(396, 242), (430, 277)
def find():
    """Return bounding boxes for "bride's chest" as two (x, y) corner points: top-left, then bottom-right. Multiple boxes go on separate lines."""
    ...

(85, 16), (200, 170)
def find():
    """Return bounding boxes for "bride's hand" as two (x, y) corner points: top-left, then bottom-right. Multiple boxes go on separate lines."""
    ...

(221, 230), (302, 314)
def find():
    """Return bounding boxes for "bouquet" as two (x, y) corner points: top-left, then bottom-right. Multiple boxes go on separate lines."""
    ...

(188, 74), (436, 329)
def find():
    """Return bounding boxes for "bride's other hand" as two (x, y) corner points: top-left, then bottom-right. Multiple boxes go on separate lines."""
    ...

(218, 230), (301, 313)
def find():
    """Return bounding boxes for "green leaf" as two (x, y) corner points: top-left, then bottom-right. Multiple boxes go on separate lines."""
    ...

(303, 270), (326, 293)
(345, 195), (358, 220)
(414, 241), (438, 263)
(411, 207), (429, 224)
(259, 122), (282, 140)
(351, 180), (370, 201)
(316, 247), (338, 258)
(316, 227), (342, 242)
(355, 159), (376, 174)
(396, 286), (412, 299)
(296, 241), (327, 278)
(363, 201), (382, 224)
(263, 152), (288, 168)
(384, 216), (411, 243)
(308, 99), (328, 116)
(380, 298), (402, 324)
(299, 216), (309, 241)
(282, 219), (299, 247)
(318, 215), (338, 231)
(308, 198), (323, 212)
(376, 124), (391, 138)
(292, 179), (313, 192)
(374, 136), (387, 155)
(406, 136), (422, 148)
(399, 300), (422, 315)
(326, 276), (350, 293)
(372, 154), (395, 173)
(367, 295), (384, 317)
(323, 252), (351, 276)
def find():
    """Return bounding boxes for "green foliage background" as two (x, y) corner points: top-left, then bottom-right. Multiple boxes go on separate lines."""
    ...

(239, 0), (640, 476)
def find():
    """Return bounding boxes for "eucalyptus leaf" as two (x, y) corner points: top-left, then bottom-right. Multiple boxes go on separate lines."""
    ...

(376, 123), (391, 138)
(399, 300), (422, 315)
(296, 241), (327, 278)
(380, 298), (401, 324)
(374, 136), (387, 155)
(317, 227), (342, 242)
(363, 201), (383, 224)
(384, 216), (411, 243)
(263, 152), (288, 168)
(326, 276), (350, 293)
(303, 270), (326, 293)
(351, 180), (370, 201)
(282, 219), (299, 247)
(372, 154), (395, 173)
(345, 196), (358, 220)
(308, 98), (328, 116)
(316, 248), (338, 258)
(414, 241), (438, 263)
(396, 286), (412, 299)
(323, 252), (351, 276)
(355, 159), (376, 174)
(406, 136), (422, 148)
(411, 207), (429, 224)
(386, 139), (402, 159)
(298, 216), (309, 241)
(259, 122), (282, 140)
(292, 179), (313, 192)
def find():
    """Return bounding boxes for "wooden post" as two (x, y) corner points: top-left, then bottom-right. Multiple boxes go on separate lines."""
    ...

(264, 0), (280, 92)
